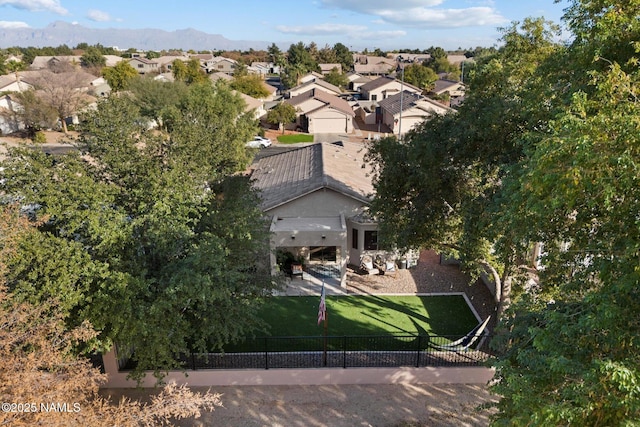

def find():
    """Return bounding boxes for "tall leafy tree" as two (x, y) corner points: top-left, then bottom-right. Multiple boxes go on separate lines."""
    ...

(368, 0), (640, 424)
(323, 67), (348, 90)
(1, 82), (277, 379)
(230, 73), (270, 98)
(102, 60), (139, 92)
(80, 46), (107, 70)
(265, 102), (296, 133)
(401, 63), (438, 92)
(333, 42), (353, 73)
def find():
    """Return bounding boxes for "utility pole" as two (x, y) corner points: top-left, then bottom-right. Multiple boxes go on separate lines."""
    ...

(398, 64), (404, 138)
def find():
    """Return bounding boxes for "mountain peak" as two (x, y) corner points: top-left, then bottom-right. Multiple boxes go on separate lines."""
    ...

(1, 21), (269, 51)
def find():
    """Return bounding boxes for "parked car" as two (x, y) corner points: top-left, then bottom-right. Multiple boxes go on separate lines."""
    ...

(246, 136), (272, 148)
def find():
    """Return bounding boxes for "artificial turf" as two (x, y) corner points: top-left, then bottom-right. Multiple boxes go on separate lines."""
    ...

(257, 295), (478, 337)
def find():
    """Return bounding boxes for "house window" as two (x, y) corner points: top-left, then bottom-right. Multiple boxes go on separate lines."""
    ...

(309, 246), (337, 262)
(138, 64), (143, 68)
(352, 229), (358, 249)
(371, 94), (378, 101)
(364, 231), (378, 250)
(218, 65), (224, 69)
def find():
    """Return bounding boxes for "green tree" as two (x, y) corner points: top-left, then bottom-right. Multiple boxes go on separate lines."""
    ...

(128, 78), (189, 129)
(367, 1), (640, 424)
(266, 102), (296, 133)
(333, 42), (353, 73)
(316, 44), (337, 64)
(80, 47), (106, 69)
(0, 205), (223, 426)
(102, 60), (139, 92)
(173, 58), (208, 85)
(0, 89), (58, 137)
(401, 63), (438, 92)
(230, 73), (270, 98)
(323, 67), (349, 90)
(1, 82), (276, 379)
(282, 41), (319, 87)
(367, 16), (563, 317)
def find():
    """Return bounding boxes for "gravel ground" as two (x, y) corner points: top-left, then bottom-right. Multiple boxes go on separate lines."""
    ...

(346, 250), (497, 327)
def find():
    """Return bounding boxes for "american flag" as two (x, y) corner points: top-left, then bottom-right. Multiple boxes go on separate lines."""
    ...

(317, 282), (326, 325)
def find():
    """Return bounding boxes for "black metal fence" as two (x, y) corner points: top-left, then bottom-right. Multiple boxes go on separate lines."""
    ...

(118, 334), (492, 371)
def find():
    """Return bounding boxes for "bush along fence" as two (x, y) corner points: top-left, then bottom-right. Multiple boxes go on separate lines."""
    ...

(118, 333), (492, 371)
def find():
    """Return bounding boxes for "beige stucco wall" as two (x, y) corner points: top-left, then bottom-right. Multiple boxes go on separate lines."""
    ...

(267, 188), (367, 219)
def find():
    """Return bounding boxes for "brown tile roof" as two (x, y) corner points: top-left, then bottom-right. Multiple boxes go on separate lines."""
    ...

(286, 89), (355, 117)
(250, 142), (373, 211)
(290, 78), (342, 96)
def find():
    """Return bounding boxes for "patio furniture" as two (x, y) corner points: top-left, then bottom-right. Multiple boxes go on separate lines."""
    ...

(290, 263), (304, 280)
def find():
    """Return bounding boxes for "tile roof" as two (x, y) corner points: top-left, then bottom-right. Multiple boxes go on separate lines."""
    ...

(286, 89), (355, 117)
(250, 142), (373, 211)
(432, 79), (464, 94)
(290, 78), (342, 96)
(377, 91), (424, 115)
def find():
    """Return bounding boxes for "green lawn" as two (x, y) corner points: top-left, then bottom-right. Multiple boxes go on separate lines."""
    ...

(223, 295), (478, 352)
(277, 134), (314, 144)
(259, 295), (477, 337)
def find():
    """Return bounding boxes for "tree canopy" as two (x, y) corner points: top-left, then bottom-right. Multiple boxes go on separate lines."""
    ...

(102, 60), (139, 92)
(1, 81), (278, 379)
(366, 1), (640, 423)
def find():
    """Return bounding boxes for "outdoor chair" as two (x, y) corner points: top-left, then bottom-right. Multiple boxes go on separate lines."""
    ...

(290, 263), (304, 280)
(384, 260), (397, 278)
(359, 255), (379, 275)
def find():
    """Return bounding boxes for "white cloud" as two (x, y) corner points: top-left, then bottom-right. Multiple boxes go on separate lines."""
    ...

(320, 0), (506, 29)
(0, 0), (67, 15)
(379, 6), (506, 28)
(86, 9), (111, 22)
(0, 20), (30, 28)
(350, 30), (407, 40)
(276, 23), (367, 36)
(321, 0), (443, 14)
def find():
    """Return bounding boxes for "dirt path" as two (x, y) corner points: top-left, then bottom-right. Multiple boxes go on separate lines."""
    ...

(101, 383), (498, 427)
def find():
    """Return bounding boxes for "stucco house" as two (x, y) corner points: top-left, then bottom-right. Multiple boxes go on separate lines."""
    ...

(288, 78), (342, 98)
(0, 73), (34, 93)
(285, 88), (355, 134)
(236, 91), (266, 120)
(377, 90), (453, 135)
(0, 94), (24, 135)
(250, 141), (383, 287)
(128, 57), (159, 74)
(299, 72), (325, 84)
(203, 57), (238, 75)
(359, 75), (422, 102)
(346, 72), (372, 92)
(352, 55), (396, 76)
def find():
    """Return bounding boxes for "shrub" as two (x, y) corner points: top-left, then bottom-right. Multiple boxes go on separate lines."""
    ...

(32, 131), (47, 144)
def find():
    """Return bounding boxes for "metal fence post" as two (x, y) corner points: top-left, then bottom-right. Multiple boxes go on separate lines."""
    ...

(264, 337), (269, 370)
(343, 336), (347, 369)
(415, 335), (422, 367)
(191, 353), (196, 371)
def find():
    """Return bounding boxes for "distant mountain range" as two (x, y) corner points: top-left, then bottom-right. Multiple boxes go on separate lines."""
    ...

(0, 21), (271, 51)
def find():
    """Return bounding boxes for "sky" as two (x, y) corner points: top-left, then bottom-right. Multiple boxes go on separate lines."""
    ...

(0, 0), (571, 50)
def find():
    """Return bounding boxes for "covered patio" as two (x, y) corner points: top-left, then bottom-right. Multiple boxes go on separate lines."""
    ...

(270, 215), (348, 289)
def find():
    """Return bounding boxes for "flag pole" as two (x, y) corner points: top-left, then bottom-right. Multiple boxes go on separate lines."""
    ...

(318, 280), (328, 366)
(323, 300), (328, 367)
